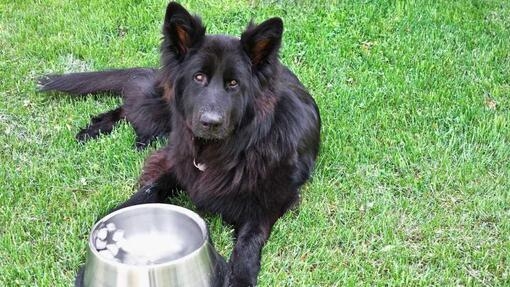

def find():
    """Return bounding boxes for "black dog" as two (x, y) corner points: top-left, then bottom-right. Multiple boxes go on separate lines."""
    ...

(40, 2), (320, 286)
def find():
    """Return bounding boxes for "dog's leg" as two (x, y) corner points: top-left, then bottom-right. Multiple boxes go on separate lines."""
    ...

(111, 146), (180, 212)
(76, 107), (124, 141)
(74, 265), (85, 287)
(123, 83), (172, 150)
(228, 216), (278, 287)
(110, 172), (178, 212)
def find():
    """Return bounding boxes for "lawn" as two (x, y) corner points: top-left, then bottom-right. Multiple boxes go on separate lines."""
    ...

(1, 0), (509, 286)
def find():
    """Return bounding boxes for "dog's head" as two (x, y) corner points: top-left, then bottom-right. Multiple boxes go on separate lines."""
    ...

(160, 2), (283, 140)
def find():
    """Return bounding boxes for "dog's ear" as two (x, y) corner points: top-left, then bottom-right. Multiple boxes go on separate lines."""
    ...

(162, 2), (206, 58)
(241, 17), (283, 67)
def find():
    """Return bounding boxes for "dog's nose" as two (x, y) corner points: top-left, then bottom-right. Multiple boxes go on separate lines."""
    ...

(199, 112), (223, 128)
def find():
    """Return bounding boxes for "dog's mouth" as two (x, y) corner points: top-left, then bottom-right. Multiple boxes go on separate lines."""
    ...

(193, 136), (221, 146)
(191, 126), (231, 140)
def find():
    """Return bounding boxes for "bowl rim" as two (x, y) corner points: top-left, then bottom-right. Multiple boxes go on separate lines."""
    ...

(87, 203), (210, 268)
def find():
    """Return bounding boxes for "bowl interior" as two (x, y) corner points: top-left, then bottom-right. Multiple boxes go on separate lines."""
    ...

(90, 204), (207, 266)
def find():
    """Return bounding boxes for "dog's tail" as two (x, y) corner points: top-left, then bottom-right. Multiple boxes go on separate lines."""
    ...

(37, 68), (157, 96)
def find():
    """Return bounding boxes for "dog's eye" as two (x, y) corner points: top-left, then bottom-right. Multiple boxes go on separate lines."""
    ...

(226, 79), (238, 88)
(194, 73), (207, 84)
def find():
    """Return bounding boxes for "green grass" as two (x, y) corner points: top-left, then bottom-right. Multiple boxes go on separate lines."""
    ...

(1, 0), (509, 286)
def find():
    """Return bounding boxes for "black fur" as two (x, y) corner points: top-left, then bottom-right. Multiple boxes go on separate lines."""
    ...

(41, 2), (320, 286)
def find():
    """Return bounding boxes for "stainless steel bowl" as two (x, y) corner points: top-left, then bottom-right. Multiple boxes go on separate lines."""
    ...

(81, 204), (227, 287)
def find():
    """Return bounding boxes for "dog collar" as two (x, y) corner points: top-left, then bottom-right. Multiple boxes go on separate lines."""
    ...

(193, 158), (207, 171)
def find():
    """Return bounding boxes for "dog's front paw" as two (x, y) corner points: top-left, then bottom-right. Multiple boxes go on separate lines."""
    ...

(227, 270), (256, 287)
(228, 278), (254, 287)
